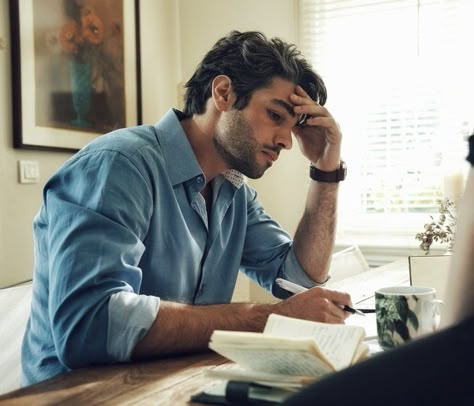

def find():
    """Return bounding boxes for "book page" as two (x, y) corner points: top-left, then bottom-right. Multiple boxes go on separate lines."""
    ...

(263, 314), (365, 370)
(209, 342), (333, 378)
(206, 367), (314, 387)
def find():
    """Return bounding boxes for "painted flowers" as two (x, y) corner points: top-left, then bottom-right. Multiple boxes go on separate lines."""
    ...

(59, 6), (105, 63)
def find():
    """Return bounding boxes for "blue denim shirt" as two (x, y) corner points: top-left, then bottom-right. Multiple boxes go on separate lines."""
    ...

(21, 109), (319, 385)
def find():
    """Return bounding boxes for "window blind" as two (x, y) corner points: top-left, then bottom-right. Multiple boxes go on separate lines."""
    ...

(298, 0), (473, 244)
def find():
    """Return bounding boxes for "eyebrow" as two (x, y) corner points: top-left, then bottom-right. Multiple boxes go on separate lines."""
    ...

(270, 99), (296, 118)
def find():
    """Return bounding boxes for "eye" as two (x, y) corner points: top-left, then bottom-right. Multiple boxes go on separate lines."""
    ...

(267, 110), (282, 123)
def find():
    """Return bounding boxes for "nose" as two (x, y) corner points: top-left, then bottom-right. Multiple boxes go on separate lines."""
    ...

(274, 129), (292, 150)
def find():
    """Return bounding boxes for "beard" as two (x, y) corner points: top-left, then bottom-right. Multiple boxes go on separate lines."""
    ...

(213, 109), (269, 179)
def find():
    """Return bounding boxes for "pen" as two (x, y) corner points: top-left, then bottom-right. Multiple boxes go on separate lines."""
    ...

(275, 278), (366, 317)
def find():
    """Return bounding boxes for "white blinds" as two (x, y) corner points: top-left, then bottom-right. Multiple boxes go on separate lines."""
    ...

(298, 0), (473, 236)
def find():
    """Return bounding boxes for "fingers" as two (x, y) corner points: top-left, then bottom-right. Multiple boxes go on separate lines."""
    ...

(294, 84), (312, 101)
(323, 289), (352, 321)
(291, 88), (341, 143)
(327, 301), (348, 322)
(291, 86), (331, 118)
(309, 298), (346, 324)
(290, 93), (332, 134)
(293, 103), (330, 118)
(325, 288), (352, 307)
(289, 85), (342, 165)
(281, 286), (352, 324)
(291, 89), (317, 107)
(304, 116), (338, 131)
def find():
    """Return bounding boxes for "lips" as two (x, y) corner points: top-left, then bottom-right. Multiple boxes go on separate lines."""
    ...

(262, 149), (279, 162)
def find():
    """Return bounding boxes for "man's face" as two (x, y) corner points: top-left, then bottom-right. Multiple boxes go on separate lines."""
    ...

(213, 77), (300, 179)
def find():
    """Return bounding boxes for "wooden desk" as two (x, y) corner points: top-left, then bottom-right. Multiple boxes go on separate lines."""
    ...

(0, 352), (229, 405)
(0, 259), (410, 405)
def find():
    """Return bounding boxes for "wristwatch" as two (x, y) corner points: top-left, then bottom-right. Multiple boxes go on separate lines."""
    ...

(309, 161), (347, 183)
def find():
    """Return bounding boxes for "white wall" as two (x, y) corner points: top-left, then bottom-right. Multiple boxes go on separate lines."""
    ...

(139, 0), (180, 123)
(0, 0), (181, 287)
(0, 0), (302, 289)
(0, 0), (72, 287)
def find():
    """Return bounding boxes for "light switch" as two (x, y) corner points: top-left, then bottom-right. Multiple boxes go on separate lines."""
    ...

(18, 160), (40, 184)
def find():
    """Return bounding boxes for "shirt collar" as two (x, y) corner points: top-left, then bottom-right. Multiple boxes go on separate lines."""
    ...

(154, 109), (245, 189)
(222, 169), (245, 189)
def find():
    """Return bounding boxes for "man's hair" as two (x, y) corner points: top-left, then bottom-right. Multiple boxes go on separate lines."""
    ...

(183, 31), (327, 117)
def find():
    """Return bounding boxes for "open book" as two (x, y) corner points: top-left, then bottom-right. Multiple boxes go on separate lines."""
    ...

(208, 314), (368, 386)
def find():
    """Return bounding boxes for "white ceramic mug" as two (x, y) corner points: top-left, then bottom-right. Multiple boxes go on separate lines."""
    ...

(375, 286), (443, 350)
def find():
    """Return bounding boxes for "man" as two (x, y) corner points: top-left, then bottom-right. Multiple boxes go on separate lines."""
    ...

(22, 31), (350, 385)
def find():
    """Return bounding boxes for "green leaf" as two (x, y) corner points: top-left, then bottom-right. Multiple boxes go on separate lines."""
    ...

(395, 297), (409, 323)
(394, 319), (410, 341)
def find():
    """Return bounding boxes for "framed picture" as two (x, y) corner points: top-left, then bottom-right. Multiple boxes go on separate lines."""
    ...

(409, 254), (451, 301)
(9, 0), (141, 152)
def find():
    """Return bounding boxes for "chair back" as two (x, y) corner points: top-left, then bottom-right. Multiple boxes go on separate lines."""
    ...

(327, 245), (370, 285)
(0, 282), (32, 395)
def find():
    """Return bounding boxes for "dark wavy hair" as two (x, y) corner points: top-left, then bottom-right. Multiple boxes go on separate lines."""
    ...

(183, 31), (327, 117)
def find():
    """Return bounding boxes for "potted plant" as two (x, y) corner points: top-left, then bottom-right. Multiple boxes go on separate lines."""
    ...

(411, 198), (456, 300)
(415, 198), (456, 252)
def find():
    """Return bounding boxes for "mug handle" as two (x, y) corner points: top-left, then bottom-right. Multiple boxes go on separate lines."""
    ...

(433, 299), (444, 309)
(432, 299), (444, 329)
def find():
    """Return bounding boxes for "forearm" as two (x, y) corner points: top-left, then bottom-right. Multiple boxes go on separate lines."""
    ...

(292, 181), (339, 283)
(131, 300), (274, 359)
(132, 274), (354, 360)
(289, 85), (342, 284)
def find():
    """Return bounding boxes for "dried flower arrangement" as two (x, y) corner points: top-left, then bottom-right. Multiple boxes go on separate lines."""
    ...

(415, 198), (456, 252)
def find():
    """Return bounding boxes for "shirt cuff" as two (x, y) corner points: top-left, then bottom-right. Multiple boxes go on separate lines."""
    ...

(107, 291), (160, 361)
(281, 248), (330, 288)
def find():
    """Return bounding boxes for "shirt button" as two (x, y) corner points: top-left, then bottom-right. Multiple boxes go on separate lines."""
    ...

(197, 176), (204, 184)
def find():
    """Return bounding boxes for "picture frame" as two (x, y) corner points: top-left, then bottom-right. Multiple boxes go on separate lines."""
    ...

(409, 254), (451, 301)
(9, 0), (142, 152)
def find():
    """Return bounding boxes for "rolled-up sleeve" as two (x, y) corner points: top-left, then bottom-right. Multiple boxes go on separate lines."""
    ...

(108, 292), (160, 361)
(279, 248), (328, 289)
(45, 148), (157, 368)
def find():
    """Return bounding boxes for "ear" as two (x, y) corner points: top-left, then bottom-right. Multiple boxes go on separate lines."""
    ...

(211, 75), (235, 112)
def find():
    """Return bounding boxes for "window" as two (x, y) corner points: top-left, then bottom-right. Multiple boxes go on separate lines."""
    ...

(299, 0), (473, 252)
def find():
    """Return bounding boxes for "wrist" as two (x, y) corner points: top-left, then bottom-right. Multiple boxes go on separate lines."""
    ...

(271, 300), (290, 319)
(309, 161), (347, 183)
(246, 303), (277, 332)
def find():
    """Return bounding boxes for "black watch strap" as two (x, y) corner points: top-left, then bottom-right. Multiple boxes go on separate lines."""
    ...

(309, 161), (347, 183)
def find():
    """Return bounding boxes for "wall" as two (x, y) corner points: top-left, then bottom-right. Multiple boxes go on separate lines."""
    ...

(0, 0), (180, 287)
(0, 0), (71, 287)
(0, 0), (302, 291)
